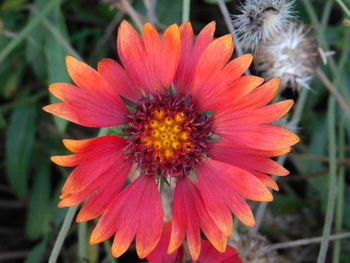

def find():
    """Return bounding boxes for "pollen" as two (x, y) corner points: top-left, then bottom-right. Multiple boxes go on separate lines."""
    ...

(143, 113), (190, 160)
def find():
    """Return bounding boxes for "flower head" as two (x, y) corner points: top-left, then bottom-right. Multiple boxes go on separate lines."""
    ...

(254, 22), (319, 90)
(233, 0), (296, 49)
(44, 21), (299, 260)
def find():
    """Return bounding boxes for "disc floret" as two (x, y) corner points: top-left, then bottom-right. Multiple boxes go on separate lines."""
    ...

(125, 92), (213, 177)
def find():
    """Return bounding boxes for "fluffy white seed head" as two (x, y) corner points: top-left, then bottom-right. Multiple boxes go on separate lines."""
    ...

(233, 0), (296, 49)
(254, 22), (319, 90)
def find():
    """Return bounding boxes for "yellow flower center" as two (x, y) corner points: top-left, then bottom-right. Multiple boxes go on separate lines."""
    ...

(142, 111), (191, 161)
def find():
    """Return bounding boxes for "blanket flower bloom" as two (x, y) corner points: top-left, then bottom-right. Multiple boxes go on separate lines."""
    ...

(44, 20), (299, 260)
(146, 220), (242, 263)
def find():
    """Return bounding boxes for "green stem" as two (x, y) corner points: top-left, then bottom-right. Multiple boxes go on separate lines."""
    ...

(317, 96), (337, 263)
(182, 0), (191, 22)
(48, 206), (78, 263)
(332, 120), (345, 263)
(103, 239), (117, 263)
(78, 222), (88, 262)
(336, 29), (350, 78)
(0, 0), (61, 64)
(291, 87), (309, 124)
(98, 127), (109, 137)
(321, 0), (333, 29)
(217, 0), (245, 59)
(335, 0), (350, 17)
(301, 0), (329, 50)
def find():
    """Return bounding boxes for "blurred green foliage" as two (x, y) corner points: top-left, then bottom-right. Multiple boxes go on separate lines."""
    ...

(0, 0), (349, 262)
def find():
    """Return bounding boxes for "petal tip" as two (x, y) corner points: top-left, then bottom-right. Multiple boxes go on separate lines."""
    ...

(167, 242), (179, 255)
(65, 55), (78, 67)
(244, 53), (254, 63)
(50, 156), (60, 165)
(89, 231), (105, 245)
(57, 200), (67, 208)
(42, 105), (50, 113)
(165, 23), (180, 37)
(181, 20), (191, 26)
(111, 245), (127, 258)
(119, 20), (133, 33)
(42, 104), (61, 115)
(143, 22), (157, 34)
(76, 213), (88, 223)
(207, 21), (216, 29)
(270, 77), (281, 87)
(137, 248), (152, 259)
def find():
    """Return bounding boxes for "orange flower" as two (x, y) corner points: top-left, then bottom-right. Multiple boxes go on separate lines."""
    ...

(146, 220), (242, 263)
(44, 21), (299, 260)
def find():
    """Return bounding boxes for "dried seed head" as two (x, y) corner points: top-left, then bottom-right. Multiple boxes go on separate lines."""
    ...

(233, 0), (296, 49)
(232, 234), (277, 263)
(254, 22), (319, 91)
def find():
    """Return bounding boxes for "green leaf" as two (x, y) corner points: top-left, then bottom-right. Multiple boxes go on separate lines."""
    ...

(45, 5), (71, 132)
(307, 118), (329, 210)
(2, 66), (24, 98)
(1, 0), (28, 10)
(25, 0), (48, 80)
(0, 113), (6, 129)
(156, 0), (182, 25)
(26, 158), (51, 239)
(24, 239), (48, 263)
(6, 105), (36, 198)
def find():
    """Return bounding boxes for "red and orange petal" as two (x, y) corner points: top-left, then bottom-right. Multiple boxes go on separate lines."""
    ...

(97, 58), (141, 101)
(146, 220), (183, 263)
(208, 139), (289, 176)
(117, 21), (180, 94)
(211, 80), (300, 153)
(174, 21), (215, 95)
(197, 159), (269, 229)
(169, 176), (228, 260)
(191, 34), (234, 94)
(212, 75), (265, 110)
(53, 136), (131, 211)
(147, 220), (242, 263)
(229, 77), (281, 110)
(213, 123), (299, 152)
(55, 137), (128, 196)
(198, 240), (242, 263)
(181, 34), (237, 112)
(90, 175), (163, 259)
(43, 57), (128, 128)
(213, 99), (294, 127)
(194, 55), (255, 111)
